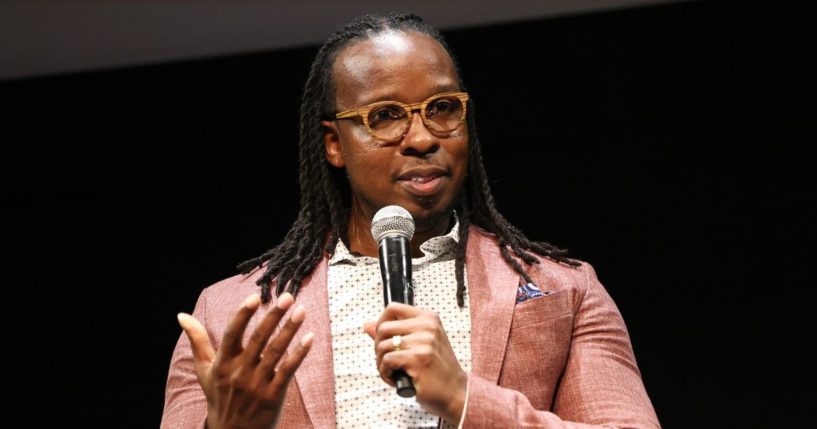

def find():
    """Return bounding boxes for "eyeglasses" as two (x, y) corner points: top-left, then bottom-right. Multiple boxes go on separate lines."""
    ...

(334, 91), (469, 143)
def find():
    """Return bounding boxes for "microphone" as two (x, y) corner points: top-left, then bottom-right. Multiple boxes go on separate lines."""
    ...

(371, 205), (416, 398)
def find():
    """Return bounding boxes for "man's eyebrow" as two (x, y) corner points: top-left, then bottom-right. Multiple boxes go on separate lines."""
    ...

(429, 83), (461, 94)
(359, 84), (462, 105)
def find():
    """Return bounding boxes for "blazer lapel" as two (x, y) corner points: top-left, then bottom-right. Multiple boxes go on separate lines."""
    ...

(467, 228), (518, 384)
(290, 257), (336, 428)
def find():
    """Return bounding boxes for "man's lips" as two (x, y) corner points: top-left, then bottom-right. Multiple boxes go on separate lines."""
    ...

(396, 167), (448, 196)
(396, 167), (448, 181)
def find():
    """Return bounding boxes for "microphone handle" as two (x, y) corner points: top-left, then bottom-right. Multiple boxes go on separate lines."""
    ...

(378, 235), (416, 398)
(392, 369), (416, 398)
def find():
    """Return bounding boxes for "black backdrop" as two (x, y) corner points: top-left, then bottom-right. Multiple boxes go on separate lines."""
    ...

(3, 1), (815, 427)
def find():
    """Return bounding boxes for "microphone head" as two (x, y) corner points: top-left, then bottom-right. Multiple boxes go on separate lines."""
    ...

(371, 205), (415, 242)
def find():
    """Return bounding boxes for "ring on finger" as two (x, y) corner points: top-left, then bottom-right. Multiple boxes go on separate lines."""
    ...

(392, 335), (402, 351)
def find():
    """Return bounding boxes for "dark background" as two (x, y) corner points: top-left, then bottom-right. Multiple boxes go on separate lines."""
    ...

(3, 1), (815, 427)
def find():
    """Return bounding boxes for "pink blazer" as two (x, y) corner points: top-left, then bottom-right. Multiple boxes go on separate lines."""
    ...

(162, 226), (659, 428)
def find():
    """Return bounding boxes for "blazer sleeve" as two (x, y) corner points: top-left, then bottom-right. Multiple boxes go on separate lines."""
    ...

(460, 263), (660, 428)
(160, 290), (209, 429)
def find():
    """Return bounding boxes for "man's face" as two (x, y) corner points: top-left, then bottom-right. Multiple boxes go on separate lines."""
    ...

(323, 30), (469, 233)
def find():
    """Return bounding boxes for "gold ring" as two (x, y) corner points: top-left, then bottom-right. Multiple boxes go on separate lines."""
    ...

(392, 335), (402, 351)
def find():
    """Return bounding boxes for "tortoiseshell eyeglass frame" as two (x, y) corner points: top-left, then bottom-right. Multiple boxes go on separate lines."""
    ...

(334, 91), (469, 143)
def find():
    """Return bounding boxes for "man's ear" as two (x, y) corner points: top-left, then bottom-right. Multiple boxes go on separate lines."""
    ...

(322, 120), (345, 168)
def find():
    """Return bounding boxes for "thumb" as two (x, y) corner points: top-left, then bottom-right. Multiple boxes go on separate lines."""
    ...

(362, 320), (377, 339)
(177, 313), (216, 376)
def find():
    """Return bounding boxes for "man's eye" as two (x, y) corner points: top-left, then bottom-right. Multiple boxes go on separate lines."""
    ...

(369, 107), (404, 124)
(427, 100), (455, 116)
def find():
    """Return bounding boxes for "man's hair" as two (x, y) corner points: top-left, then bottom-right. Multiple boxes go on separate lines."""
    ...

(237, 12), (578, 306)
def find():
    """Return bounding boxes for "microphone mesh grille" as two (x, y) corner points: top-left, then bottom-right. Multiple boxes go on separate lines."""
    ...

(371, 205), (415, 242)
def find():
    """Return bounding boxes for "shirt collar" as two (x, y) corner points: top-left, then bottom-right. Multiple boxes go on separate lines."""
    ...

(329, 211), (461, 266)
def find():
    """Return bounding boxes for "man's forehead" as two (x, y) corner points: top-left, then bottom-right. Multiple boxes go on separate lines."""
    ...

(332, 31), (457, 105)
(335, 31), (448, 78)
(368, 30), (416, 56)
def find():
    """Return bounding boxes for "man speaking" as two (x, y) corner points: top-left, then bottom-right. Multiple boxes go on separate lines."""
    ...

(161, 12), (659, 429)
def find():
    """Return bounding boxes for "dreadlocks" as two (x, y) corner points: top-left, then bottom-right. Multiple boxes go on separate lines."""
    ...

(237, 12), (579, 306)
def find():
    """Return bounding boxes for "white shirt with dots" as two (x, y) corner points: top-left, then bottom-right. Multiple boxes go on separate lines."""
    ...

(327, 218), (471, 429)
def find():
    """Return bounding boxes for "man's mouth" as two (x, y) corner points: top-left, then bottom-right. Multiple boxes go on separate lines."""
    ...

(398, 170), (447, 196)
(408, 175), (439, 184)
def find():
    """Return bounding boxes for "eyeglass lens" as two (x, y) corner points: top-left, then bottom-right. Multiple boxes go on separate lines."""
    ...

(367, 95), (464, 141)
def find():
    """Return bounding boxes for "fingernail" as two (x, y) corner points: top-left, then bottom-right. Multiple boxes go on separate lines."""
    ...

(301, 332), (315, 347)
(242, 294), (260, 309)
(291, 305), (306, 323)
(177, 313), (190, 327)
(277, 293), (294, 310)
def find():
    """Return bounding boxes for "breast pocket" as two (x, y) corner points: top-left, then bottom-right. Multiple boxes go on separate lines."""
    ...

(511, 290), (572, 330)
(503, 290), (574, 409)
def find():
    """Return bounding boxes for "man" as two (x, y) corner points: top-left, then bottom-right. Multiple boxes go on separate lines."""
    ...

(162, 13), (659, 429)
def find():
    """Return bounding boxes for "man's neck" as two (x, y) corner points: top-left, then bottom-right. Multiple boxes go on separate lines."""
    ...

(345, 207), (454, 258)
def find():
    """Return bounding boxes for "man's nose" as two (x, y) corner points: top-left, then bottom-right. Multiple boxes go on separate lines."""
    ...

(399, 111), (439, 156)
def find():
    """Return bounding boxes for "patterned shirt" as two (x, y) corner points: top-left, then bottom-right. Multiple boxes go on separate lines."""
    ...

(327, 218), (471, 428)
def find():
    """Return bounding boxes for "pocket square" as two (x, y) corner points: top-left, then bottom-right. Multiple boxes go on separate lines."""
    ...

(516, 282), (550, 304)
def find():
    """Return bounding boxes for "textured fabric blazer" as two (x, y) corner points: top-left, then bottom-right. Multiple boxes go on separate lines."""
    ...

(162, 226), (660, 428)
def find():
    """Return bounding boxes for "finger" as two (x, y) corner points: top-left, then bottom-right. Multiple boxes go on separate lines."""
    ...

(371, 303), (424, 343)
(376, 302), (421, 326)
(374, 317), (428, 341)
(377, 330), (436, 362)
(177, 313), (215, 375)
(362, 320), (377, 339)
(257, 304), (306, 378)
(378, 349), (416, 388)
(375, 333), (407, 364)
(243, 293), (295, 362)
(267, 332), (314, 396)
(219, 293), (262, 358)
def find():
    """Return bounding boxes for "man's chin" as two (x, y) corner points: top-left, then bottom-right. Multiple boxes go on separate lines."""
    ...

(411, 205), (456, 235)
